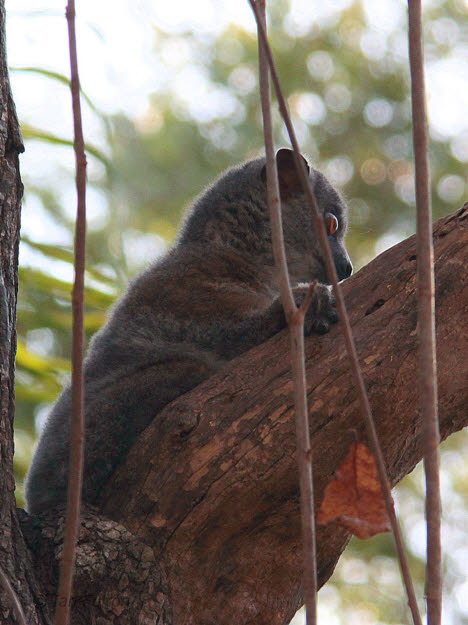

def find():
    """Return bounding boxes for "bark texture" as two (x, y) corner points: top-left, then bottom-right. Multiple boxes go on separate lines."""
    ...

(0, 3), (39, 624)
(19, 508), (171, 625)
(93, 205), (466, 625)
(14, 207), (468, 624)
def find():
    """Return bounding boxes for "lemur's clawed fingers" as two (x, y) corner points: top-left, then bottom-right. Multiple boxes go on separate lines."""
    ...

(294, 284), (338, 336)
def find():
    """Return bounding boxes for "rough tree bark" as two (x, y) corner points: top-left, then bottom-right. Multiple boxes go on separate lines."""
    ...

(0, 4), (42, 625)
(17, 205), (468, 625)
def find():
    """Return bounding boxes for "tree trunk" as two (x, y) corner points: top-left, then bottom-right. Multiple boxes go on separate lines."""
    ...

(0, 3), (43, 625)
(18, 205), (468, 625)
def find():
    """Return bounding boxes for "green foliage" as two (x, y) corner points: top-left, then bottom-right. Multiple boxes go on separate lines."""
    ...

(21, 123), (110, 166)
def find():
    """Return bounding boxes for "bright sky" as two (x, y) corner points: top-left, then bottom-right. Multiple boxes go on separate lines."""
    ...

(7, 0), (468, 256)
(7, 0), (468, 134)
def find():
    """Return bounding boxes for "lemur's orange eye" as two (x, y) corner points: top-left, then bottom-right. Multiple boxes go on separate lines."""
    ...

(325, 212), (339, 235)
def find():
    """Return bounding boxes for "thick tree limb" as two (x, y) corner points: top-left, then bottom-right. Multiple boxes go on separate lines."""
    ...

(0, 3), (40, 624)
(19, 508), (170, 625)
(91, 206), (468, 625)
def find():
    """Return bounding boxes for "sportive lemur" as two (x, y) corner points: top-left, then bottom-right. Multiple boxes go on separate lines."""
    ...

(25, 148), (352, 515)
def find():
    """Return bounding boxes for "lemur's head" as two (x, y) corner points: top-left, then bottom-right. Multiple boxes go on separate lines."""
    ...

(179, 148), (352, 286)
(265, 148), (353, 285)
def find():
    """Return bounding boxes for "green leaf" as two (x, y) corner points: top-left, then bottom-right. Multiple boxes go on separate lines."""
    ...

(21, 236), (118, 287)
(19, 267), (116, 308)
(16, 339), (71, 375)
(20, 122), (110, 167)
(10, 66), (104, 117)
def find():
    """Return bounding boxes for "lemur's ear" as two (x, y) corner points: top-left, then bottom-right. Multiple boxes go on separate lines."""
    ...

(261, 148), (310, 198)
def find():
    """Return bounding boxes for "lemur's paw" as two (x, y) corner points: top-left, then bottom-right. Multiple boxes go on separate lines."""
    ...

(293, 284), (338, 336)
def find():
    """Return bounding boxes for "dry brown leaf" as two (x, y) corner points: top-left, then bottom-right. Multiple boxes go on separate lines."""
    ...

(317, 441), (391, 539)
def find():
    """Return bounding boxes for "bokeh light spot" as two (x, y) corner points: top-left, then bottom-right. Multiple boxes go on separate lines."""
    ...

(361, 158), (386, 185)
(364, 98), (393, 127)
(437, 175), (465, 203)
(307, 50), (335, 81)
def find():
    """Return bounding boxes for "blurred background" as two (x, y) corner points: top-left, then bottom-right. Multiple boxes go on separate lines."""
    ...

(7, 0), (468, 623)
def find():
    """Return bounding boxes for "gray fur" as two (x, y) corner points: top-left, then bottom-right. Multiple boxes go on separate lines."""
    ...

(25, 149), (352, 515)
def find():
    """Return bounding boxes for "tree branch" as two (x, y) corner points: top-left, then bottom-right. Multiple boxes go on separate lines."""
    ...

(255, 2), (318, 620)
(94, 206), (467, 625)
(54, 3), (88, 624)
(407, 2), (442, 621)
(0, 567), (27, 625)
(246, 8), (421, 617)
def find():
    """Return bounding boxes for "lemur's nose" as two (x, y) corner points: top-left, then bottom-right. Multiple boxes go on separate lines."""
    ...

(336, 258), (353, 281)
